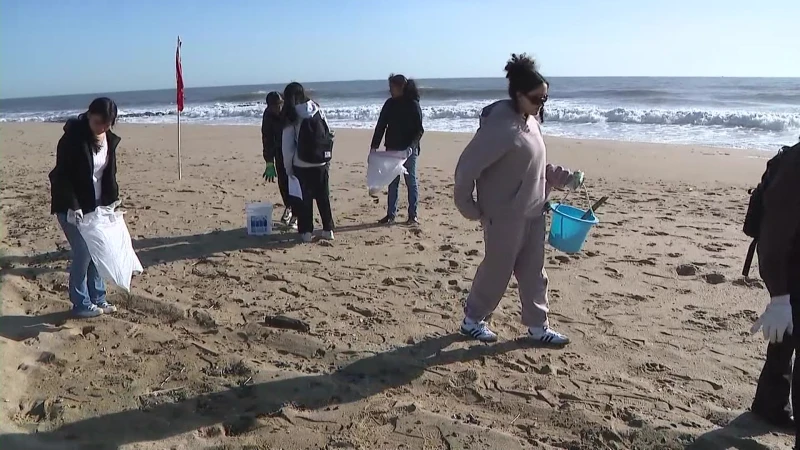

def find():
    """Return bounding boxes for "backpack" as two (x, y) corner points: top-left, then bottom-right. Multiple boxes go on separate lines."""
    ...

(296, 112), (334, 164)
(741, 142), (800, 276)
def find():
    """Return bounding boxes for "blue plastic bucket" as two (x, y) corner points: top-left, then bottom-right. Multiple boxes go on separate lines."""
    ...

(548, 203), (599, 253)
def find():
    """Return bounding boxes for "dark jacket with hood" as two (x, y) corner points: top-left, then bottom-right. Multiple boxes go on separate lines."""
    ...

(757, 144), (800, 297)
(370, 96), (424, 151)
(261, 108), (283, 164)
(49, 115), (121, 215)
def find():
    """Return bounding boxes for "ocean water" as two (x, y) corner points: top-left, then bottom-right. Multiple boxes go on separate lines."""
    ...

(2, 77), (799, 150)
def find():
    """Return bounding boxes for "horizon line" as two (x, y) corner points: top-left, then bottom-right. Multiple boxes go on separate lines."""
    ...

(3, 75), (799, 101)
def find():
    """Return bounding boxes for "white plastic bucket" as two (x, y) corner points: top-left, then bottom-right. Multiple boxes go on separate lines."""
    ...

(246, 202), (273, 236)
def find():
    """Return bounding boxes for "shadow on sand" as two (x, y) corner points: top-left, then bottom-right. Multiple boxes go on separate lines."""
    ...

(0, 222), (389, 271)
(0, 311), (74, 342)
(0, 333), (539, 450)
(686, 412), (789, 450)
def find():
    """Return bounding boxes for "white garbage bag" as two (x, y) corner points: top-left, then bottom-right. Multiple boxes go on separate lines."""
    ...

(367, 148), (411, 197)
(77, 205), (143, 292)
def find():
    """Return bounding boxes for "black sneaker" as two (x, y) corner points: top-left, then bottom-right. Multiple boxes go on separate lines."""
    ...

(405, 216), (419, 225)
(751, 407), (794, 430)
(378, 215), (396, 225)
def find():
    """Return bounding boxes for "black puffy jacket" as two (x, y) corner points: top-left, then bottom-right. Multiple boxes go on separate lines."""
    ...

(370, 97), (424, 151)
(49, 115), (121, 214)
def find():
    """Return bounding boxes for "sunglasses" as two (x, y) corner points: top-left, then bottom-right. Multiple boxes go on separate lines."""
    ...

(526, 93), (549, 106)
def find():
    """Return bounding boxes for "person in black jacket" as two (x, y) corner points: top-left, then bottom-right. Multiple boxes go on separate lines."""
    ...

(261, 91), (295, 228)
(370, 74), (424, 225)
(749, 140), (800, 443)
(48, 97), (121, 318)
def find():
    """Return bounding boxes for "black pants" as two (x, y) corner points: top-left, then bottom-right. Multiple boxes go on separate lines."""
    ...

(753, 294), (800, 448)
(275, 151), (290, 208)
(293, 165), (334, 234)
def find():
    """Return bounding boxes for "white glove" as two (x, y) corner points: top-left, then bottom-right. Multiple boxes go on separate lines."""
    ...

(66, 209), (83, 225)
(751, 294), (793, 343)
(567, 171), (585, 191)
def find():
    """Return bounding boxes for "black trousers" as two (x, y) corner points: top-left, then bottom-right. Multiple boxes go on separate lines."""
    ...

(275, 151), (290, 208)
(752, 294), (800, 447)
(293, 165), (334, 234)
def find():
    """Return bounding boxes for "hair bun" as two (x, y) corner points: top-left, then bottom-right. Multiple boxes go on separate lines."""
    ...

(504, 53), (537, 79)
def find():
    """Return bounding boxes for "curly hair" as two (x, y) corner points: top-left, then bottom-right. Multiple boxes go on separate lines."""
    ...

(504, 53), (548, 120)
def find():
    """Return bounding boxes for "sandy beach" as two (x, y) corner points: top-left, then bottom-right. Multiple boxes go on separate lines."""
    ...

(0, 123), (791, 449)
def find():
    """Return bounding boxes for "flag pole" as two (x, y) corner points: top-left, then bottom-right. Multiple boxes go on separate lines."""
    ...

(178, 105), (182, 180)
(176, 35), (184, 180)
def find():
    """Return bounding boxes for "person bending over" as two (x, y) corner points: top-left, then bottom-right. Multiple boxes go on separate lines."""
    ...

(49, 97), (122, 318)
(262, 91), (296, 228)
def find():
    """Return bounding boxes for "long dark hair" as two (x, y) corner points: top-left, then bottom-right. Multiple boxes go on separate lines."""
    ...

(266, 91), (282, 107)
(389, 74), (420, 102)
(504, 53), (548, 121)
(80, 97), (118, 152)
(281, 82), (309, 125)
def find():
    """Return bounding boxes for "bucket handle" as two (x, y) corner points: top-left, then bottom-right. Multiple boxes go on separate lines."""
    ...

(557, 184), (592, 211)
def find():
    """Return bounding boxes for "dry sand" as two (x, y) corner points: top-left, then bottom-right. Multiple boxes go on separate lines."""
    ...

(0, 123), (791, 449)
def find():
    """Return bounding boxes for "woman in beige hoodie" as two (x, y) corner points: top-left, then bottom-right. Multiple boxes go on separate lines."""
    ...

(453, 54), (583, 345)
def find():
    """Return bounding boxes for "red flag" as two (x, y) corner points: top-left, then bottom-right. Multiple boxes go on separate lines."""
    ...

(176, 37), (184, 112)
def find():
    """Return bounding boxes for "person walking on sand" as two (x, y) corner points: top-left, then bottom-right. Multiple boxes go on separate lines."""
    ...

(262, 91), (296, 229)
(48, 97), (122, 318)
(453, 54), (584, 345)
(747, 138), (800, 445)
(370, 74), (424, 225)
(281, 82), (336, 243)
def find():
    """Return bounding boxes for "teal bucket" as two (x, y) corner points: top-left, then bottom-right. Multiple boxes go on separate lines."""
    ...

(548, 203), (599, 253)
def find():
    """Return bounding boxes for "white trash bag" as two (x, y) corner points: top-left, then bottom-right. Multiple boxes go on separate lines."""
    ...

(367, 148), (411, 197)
(77, 205), (143, 292)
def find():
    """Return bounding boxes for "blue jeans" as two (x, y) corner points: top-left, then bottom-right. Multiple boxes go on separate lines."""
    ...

(57, 214), (107, 311)
(387, 149), (418, 219)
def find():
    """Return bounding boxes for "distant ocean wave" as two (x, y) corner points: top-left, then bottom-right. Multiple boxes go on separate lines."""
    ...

(212, 86), (508, 102)
(5, 102), (798, 134)
(212, 88), (319, 103)
(2, 77), (799, 150)
(212, 90), (268, 102)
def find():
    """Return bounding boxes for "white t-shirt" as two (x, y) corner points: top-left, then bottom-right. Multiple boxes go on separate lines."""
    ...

(92, 134), (109, 201)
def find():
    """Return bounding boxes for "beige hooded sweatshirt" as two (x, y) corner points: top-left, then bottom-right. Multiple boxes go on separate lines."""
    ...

(454, 100), (572, 221)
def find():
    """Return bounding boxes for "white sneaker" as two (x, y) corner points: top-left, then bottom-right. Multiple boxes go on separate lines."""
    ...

(320, 230), (334, 240)
(300, 232), (313, 243)
(96, 302), (118, 314)
(73, 305), (104, 319)
(528, 326), (570, 346)
(460, 318), (498, 343)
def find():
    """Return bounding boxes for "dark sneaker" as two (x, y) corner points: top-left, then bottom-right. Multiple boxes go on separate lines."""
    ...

(405, 216), (420, 225)
(751, 407), (794, 430)
(378, 215), (396, 225)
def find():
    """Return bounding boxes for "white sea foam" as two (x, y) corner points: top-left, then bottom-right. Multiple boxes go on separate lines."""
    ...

(2, 98), (799, 150)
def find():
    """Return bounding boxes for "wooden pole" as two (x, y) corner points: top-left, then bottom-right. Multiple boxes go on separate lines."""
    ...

(178, 109), (182, 180)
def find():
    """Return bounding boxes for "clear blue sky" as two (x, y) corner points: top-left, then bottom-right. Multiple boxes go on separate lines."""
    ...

(1, 0), (798, 98)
